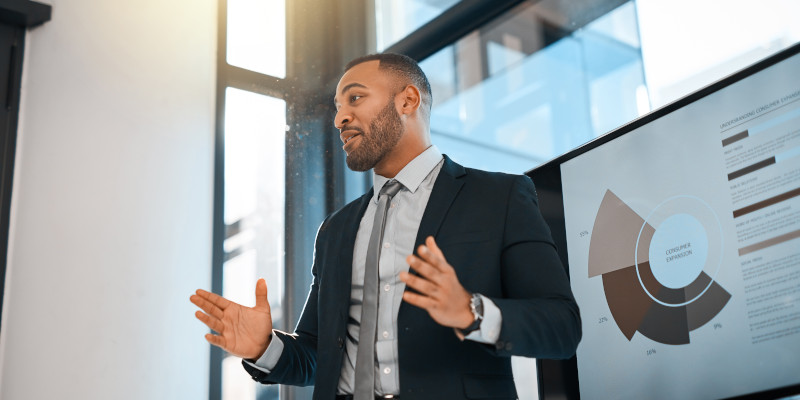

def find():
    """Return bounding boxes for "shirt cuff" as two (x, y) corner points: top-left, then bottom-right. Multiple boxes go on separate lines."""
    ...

(242, 332), (284, 373)
(454, 294), (502, 344)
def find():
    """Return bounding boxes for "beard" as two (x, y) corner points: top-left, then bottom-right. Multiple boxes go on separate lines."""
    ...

(345, 98), (404, 172)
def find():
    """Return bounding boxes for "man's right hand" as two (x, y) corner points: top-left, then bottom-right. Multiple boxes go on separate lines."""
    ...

(190, 278), (273, 360)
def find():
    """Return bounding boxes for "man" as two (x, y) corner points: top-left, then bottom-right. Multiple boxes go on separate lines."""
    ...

(191, 53), (581, 399)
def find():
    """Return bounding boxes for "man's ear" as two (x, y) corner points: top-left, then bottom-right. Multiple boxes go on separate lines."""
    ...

(398, 85), (421, 116)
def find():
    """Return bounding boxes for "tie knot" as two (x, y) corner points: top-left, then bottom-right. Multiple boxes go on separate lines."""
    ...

(380, 180), (403, 199)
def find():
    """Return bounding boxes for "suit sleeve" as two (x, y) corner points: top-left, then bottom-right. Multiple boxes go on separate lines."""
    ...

(488, 175), (582, 359)
(241, 220), (328, 386)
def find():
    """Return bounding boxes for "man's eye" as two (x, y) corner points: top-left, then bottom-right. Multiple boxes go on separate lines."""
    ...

(350, 95), (362, 103)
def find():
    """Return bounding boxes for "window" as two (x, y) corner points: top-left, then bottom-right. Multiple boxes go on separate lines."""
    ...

(213, 1), (287, 400)
(413, 0), (800, 174)
(227, 0), (286, 77)
(420, 0), (644, 173)
(375, 0), (462, 51)
(636, 0), (800, 107)
(221, 88), (286, 400)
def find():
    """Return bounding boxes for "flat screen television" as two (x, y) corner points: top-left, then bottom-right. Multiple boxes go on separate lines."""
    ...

(528, 42), (800, 400)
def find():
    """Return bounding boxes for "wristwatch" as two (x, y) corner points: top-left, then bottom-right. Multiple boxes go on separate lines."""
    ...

(460, 293), (484, 335)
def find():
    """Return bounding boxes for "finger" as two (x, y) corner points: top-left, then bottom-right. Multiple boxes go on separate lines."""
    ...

(205, 333), (227, 349)
(424, 236), (452, 272)
(399, 271), (440, 297)
(195, 310), (225, 333)
(402, 290), (437, 310)
(416, 243), (447, 273)
(195, 288), (232, 310)
(406, 254), (441, 281)
(425, 236), (446, 259)
(190, 294), (225, 320)
(254, 278), (270, 312)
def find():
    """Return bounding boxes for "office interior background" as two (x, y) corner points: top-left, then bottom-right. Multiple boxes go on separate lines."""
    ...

(0, 0), (797, 399)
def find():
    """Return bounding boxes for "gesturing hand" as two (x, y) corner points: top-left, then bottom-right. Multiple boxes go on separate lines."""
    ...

(190, 278), (273, 360)
(400, 236), (474, 330)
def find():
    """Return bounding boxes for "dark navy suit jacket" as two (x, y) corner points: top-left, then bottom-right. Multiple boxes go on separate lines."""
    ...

(243, 156), (582, 399)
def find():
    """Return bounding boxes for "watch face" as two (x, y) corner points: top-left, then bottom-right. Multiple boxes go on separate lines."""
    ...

(471, 294), (484, 318)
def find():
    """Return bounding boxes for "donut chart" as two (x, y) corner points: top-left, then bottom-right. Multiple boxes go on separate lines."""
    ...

(588, 190), (731, 345)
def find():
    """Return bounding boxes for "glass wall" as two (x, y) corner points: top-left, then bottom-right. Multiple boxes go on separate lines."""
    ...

(420, 0), (644, 173)
(410, 0), (800, 175)
(375, 0), (462, 51)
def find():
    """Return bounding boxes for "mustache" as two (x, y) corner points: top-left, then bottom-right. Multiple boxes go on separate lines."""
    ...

(340, 125), (365, 134)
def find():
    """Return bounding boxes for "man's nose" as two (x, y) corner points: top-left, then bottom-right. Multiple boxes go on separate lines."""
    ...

(335, 109), (352, 130)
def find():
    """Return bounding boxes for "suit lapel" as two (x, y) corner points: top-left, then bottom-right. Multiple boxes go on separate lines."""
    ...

(333, 189), (373, 307)
(401, 155), (466, 323)
(413, 155), (466, 249)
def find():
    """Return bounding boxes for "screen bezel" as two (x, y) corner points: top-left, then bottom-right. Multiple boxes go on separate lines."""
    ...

(527, 41), (800, 400)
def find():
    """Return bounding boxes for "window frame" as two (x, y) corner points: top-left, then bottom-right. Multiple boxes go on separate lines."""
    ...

(211, 1), (290, 399)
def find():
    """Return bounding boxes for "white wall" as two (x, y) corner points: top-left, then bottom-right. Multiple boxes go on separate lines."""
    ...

(0, 0), (217, 398)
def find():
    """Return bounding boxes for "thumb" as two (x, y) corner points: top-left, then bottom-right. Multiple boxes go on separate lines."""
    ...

(254, 278), (270, 311)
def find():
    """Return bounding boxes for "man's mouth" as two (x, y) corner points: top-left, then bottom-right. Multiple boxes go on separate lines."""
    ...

(340, 129), (363, 145)
(344, 133), (360, 144)
(343, 134), (362, 153)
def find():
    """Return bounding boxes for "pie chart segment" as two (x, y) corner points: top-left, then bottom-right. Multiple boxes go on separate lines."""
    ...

(638, 296), (691, 345)
(686, 273), (732, 331)
(639, 260), (688, 305)
(589, 190), (655, 278)
(602, 265), (654, 340)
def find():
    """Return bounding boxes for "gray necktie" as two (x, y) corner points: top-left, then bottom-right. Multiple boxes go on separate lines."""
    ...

(354, 180), (403, 400)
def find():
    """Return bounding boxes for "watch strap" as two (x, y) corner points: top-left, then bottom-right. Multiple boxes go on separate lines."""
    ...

(459, 293), (484, 335)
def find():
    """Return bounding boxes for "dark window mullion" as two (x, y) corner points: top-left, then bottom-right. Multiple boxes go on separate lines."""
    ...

(384, 0), (527, 60)
(222, 65), (289, 100)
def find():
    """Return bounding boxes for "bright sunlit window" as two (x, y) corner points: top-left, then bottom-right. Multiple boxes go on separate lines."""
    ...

(227, 0), (286, 77)
(222, 88), (286, 400)
(636, 0), (800, 108)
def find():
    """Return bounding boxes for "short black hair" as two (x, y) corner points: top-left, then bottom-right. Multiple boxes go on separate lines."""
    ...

(344, 53), (433, 118)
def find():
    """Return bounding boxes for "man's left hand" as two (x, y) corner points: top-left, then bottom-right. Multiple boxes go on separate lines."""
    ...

(400, 236), (474, 329)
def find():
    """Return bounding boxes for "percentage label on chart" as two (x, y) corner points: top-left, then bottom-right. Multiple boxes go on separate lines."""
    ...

(714, 323), (722, 330)
(598, 316), (608, 324)
(579, 230), (589, 237)
(647, 349), (656, 356)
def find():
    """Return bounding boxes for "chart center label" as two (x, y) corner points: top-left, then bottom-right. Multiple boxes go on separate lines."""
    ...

(648, 213), (709, 289)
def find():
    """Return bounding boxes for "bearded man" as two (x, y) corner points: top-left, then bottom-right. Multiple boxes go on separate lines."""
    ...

(191, 53), (581, 400)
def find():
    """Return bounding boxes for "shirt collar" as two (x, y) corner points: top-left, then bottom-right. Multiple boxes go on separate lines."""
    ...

(372, 145), (443, 203)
